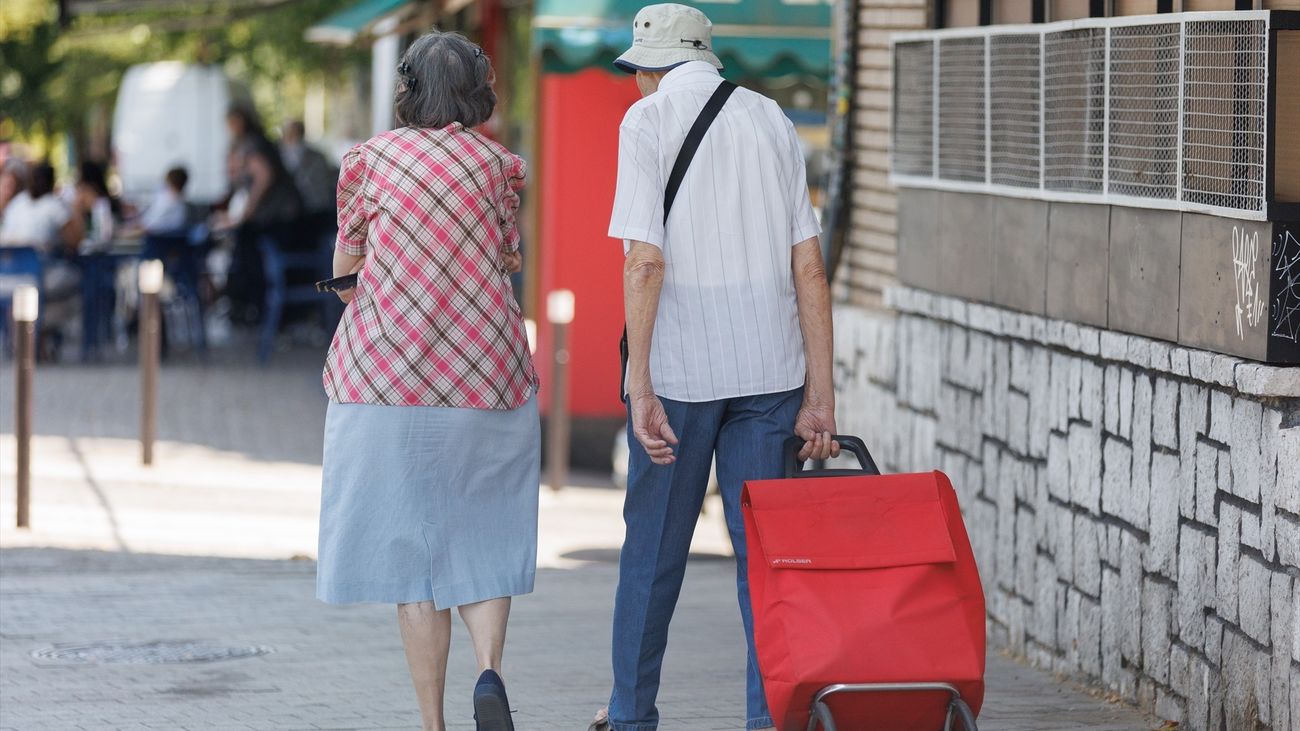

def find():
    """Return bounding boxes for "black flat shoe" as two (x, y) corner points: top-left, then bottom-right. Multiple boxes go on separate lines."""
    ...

(473, 669), (515, 731)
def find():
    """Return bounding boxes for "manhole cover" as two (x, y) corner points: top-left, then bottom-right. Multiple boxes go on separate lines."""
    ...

(31, 641), (273, 665)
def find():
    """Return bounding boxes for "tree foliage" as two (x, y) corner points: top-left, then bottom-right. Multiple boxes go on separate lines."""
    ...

(1, 0), (366, 152)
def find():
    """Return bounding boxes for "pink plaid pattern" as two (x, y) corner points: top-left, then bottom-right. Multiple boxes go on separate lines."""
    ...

(323, 124), (538, 409)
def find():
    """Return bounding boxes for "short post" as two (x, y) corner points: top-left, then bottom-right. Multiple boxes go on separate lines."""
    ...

(139, 260), (164, 466)
(12, 286), (37, 529)
(546, 291), (574, 492)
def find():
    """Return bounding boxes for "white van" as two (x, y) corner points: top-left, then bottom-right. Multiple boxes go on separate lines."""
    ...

(112, 62), (250, 205)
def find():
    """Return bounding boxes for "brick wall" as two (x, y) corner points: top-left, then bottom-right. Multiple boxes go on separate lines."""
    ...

(832, 290), (1300, 731)
(831, 0), (928, 311)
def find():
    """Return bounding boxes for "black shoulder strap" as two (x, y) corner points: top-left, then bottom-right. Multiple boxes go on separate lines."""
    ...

(662, 80), (737, 223)
(620, 79), (737, 403)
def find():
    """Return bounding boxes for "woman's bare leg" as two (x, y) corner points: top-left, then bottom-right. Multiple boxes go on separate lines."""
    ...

(397, 601), (452, 731)
(457, 597), (511, 673)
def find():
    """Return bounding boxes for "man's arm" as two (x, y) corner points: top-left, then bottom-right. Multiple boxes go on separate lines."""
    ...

(792, 237), (839, 461)
(625, 241), (677, 465)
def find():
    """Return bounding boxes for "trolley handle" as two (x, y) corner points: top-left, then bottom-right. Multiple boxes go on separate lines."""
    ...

(783, 435), (881, 479)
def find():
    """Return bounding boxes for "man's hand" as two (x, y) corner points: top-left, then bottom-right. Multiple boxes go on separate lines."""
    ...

(794, 401), (839, 461)
(629, 392), (678, 465)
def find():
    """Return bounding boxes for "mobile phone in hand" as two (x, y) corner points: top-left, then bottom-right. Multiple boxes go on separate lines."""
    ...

(316, 273), (358, 294)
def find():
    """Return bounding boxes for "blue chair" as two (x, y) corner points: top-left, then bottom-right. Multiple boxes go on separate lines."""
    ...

(257, 228), (336, 364)
(142, 226), (208, 357)
(0, 247), (44, 357)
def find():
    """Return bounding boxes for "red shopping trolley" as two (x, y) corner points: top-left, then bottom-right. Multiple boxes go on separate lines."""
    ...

(742, 436), (986, 731)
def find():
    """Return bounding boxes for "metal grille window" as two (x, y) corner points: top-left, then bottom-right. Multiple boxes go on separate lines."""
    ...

(938, 38), (987, 183)
(1108, 23), (1181, 200)
(990, 34), (1042, 188)
(1044, 28), (1106, 194)
(1182, 20), (1267, 212)
(890, 11), (1273, 221)
(892, 40), (935, 177)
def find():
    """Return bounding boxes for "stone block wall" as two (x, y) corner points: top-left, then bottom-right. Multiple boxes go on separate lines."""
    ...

(833, 288), (1300, 730)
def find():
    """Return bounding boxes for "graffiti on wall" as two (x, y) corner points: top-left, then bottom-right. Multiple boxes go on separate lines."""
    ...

(1272, 226), (1300, 344)
(1233, 226), (1267, 340)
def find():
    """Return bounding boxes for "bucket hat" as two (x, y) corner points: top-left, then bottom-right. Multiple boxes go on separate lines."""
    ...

(614, 3), (723, 73)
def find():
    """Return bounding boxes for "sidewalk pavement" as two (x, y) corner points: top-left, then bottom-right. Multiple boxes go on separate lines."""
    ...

(0, 352), (1163, 730)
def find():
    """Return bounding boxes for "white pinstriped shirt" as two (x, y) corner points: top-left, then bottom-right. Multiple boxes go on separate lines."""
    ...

(609, 61), (821, 403)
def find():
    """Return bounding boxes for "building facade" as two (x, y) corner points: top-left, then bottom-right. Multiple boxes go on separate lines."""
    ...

(834, 1), (1300, 729)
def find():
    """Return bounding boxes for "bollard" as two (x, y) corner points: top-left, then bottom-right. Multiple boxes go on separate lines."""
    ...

(139, 260), (164, 466)
(12, 286), (37, 529)
(546, 291), (574, 492)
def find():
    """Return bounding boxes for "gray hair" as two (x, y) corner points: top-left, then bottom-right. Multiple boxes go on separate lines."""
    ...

(394, 31), (497, 129)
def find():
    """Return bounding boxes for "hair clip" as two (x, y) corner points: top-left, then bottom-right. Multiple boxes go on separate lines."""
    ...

(397, 61), (417, 88)
(474, 46), (483, 58)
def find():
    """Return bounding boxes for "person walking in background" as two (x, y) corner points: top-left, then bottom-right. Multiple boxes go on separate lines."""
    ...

(222, 105), (302, 323)
(73, 161), (116, 255)
(316, 31), (538, 731)
(279, 119), (338, 235)
(591, 5), (839, 731)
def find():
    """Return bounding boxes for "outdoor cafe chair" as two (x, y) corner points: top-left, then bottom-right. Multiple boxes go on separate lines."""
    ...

(0, 246), (44, 358)
(142, 225), (209, 358)
(256, 226), (338, 364)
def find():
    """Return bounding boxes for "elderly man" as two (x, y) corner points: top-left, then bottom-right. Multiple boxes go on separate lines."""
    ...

(593, 4), (839, 731)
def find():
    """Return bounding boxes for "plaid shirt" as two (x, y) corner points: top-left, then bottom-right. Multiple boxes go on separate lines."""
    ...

(323, 124), (538, 409)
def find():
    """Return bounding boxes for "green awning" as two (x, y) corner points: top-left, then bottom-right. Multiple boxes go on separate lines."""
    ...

(533, 0), (831, 81)
(306, 0), (412, 45)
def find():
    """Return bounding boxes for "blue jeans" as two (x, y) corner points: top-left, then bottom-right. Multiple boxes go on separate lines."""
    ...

(609, 387), (803, 731)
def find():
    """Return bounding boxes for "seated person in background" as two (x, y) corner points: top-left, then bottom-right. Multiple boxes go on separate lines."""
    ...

(0, 163), (80, 251)
(0, 162), (27, 226)
(0, 163), (87, 350)
(127, 166), (190, 236)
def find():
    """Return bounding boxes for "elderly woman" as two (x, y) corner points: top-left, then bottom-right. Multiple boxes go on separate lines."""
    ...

(317, 31), (539, 731)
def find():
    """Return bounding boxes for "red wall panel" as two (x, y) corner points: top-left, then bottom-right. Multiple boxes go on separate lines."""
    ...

(536, 68), (642, 418)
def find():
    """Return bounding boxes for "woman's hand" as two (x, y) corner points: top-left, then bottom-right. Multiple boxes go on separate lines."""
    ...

(336, 257), (365, 304)
(502, 250), (522, 274)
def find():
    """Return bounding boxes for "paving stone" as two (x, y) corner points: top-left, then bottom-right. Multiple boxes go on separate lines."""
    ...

(1142, 581), (1173, 686)
(1195, 440), (1221, 526)
(1177, 525), (1214, 650)
(1237, 554), (1272, 645)
(1279, 426), (1300, 516)
(1209, 389), (1233, 444)
(1217, 503), (1243, 624)
(1169, 347), (1191, 377)
(1151, 379), (1179, 452)
(1178, 383), (1209, 520)
(1047, 433), (1070, 502)
(1229, 398), (1264, 503)
(1068, 424), (1102, 514)
(1102, 438), (1134, 524)
(1079, 361), (1104, 426)
(1073, 515), (1102, 597)
(1119, 532), (1143, 663)
(1101, 331), (1129, 362)
(1146, 451), (1181, 578)
(1104, 365), (1121, 434)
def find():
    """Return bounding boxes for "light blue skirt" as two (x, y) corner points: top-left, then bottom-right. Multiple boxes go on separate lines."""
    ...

(317, 395), (540, 607)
